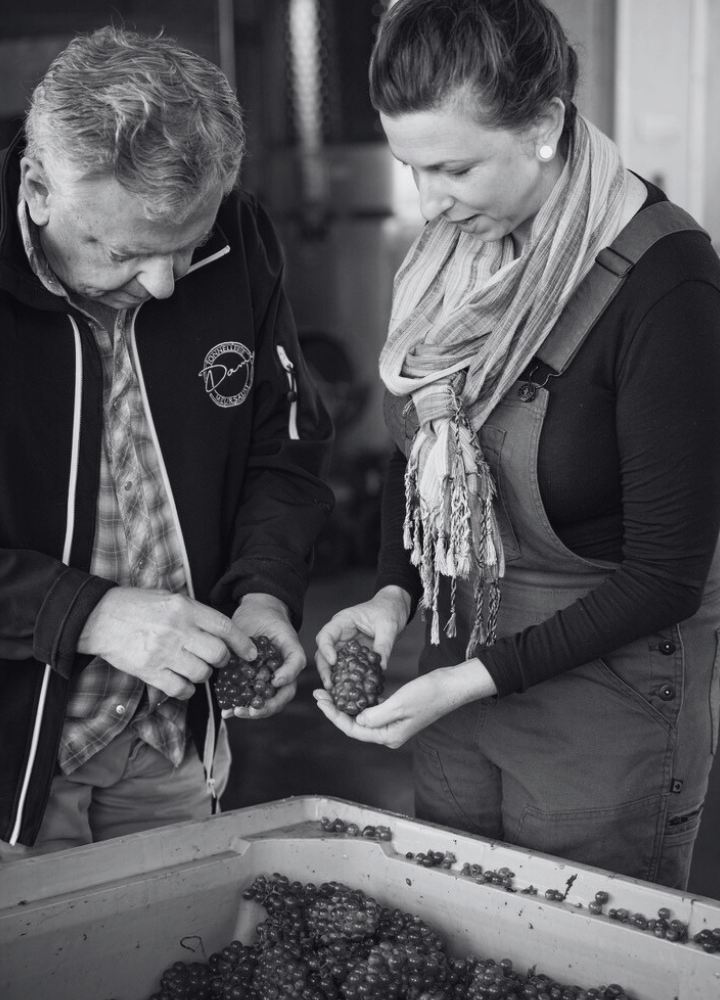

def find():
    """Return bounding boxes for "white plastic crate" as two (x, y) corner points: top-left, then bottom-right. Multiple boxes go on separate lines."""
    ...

(0, 795), (719, 1000)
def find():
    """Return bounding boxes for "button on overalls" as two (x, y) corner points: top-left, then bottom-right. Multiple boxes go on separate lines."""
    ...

(384, 306), (720, 889)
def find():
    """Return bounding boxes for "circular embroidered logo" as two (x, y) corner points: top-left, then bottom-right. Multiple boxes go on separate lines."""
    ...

(199, 341), (254, 408)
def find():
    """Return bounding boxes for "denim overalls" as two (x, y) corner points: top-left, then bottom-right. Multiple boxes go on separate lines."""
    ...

(383, 210), (720, 888)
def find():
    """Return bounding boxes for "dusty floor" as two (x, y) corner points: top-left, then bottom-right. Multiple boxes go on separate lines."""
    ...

(221, 567), (720, 901)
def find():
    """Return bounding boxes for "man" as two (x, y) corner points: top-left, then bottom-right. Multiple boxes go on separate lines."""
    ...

(0, 26), (334, 854)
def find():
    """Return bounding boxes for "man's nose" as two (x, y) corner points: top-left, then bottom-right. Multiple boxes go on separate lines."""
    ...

(416, 172), (454, 222)
(137, 255), (176, 300)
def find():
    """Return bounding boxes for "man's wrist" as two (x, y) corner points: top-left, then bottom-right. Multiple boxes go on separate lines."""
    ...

(237, 592), (291, 618)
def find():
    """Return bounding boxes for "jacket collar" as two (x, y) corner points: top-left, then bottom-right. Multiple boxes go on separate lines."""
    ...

(0, 131), (66, 312)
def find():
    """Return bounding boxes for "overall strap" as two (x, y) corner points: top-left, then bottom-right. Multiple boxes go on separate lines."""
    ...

(537, 201), (709, 374)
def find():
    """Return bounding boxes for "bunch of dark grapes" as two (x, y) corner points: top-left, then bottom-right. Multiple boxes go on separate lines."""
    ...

(214, 636), (282, 710)
(377, 906), (447, 957)
(329, 640), (384, 716)
(305, 882), (382, 944)
(340, 942), (403, 999)
(308, 940), (369, 993)
(245, 874), (312, 950)
(207, 941), (258, 999)
(149, 961), (214, 1000)
(148, 873), (638, 1000)
(466, 957), (528, 999)
(250, 941), (315, 1000)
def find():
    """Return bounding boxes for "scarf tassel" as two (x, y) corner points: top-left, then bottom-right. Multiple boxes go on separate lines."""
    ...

(404, 406), (505, 651)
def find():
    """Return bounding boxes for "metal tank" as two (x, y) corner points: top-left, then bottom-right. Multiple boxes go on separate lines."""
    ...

(256, 0), (422, 457)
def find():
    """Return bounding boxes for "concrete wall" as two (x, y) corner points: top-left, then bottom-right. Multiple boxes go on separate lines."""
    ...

(546, 0), (617, 137)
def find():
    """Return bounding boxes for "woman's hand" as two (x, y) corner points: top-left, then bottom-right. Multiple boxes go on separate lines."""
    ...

(313, 659), (497, 749)
(314, 585), (413, 689)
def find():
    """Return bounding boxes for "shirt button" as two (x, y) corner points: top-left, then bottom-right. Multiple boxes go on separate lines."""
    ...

(116, 705), (126, 716)
(659, 685), (676, 701)
(658, 640), (676, 655)
(124, 481), (133, 491)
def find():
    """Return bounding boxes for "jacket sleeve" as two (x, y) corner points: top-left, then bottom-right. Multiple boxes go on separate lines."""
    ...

(0, 287), (117, 677)
(0, 548), (116, 678)
(209, 198), (335, 627)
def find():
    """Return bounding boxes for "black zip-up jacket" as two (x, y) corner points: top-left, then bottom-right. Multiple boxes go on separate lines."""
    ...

(0, 133), (334, 845)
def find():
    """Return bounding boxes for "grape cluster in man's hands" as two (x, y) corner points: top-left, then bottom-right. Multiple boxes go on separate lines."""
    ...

(214, 635), (282, 710)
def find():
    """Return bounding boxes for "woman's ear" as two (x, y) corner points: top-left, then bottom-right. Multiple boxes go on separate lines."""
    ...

(20, 157), (52, 226)
(534, 97), (567, 160)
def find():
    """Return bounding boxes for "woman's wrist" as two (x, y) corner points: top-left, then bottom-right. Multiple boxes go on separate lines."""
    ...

(444, 657), (498, 707)
(373, 584), (413, 629)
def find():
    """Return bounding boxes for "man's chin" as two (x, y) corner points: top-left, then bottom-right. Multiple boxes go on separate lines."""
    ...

(98, 290), (147, 309)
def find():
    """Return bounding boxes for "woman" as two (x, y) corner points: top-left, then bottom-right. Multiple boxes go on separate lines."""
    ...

(313, 0), (720, 890)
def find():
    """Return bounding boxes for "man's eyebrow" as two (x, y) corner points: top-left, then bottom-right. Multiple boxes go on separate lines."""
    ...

(109, 227), (215, 257)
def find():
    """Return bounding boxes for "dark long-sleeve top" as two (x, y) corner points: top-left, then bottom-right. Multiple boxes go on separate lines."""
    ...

(375, 184), (720, 697)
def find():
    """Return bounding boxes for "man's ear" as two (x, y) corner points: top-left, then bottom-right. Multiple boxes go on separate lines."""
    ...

(20, 157), (52, 226)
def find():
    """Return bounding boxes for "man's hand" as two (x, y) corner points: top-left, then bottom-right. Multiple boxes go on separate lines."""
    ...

(225, 593), (306, 719)
(77, 588), (253, 700)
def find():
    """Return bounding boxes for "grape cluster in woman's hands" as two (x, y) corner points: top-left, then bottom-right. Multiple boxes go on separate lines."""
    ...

(329, 639), (384, 716)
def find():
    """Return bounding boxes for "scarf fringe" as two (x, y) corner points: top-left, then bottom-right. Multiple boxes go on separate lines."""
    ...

(404, 398), (505, 652)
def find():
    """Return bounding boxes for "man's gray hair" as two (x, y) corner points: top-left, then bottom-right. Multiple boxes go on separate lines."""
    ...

(25, 25), (246, 220)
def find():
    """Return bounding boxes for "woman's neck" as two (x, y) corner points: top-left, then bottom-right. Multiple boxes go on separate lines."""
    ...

(511, 151), (568, 256)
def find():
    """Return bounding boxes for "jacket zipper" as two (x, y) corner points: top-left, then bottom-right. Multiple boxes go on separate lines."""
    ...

(128, 312), (220, 799)
(9, 316), (84, 845)
(276, 344), (300, 440)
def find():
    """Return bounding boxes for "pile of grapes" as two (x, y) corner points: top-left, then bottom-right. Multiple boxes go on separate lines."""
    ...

(214, 636), (282, 711)
(147, 873), (637, 1000)
(330, 640), (384, 716)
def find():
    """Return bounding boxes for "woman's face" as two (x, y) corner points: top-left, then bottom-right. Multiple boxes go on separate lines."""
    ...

(380, 95), (563, 247)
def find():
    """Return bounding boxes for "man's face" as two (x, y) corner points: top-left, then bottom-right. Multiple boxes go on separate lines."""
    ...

(21, 158), (223, 310)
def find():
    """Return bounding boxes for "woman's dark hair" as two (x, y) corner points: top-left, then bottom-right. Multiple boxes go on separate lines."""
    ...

(369, 0), (578, 137)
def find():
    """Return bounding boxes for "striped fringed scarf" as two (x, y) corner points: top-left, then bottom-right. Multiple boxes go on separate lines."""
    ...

(379, 116), (632, 656)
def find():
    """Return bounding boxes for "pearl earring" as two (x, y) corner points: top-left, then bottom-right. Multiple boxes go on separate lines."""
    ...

(538, 144), (554, 161)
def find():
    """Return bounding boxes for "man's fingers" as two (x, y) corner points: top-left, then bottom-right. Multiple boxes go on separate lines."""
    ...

(223, 680), (298, 720)
(182, 633), (229, 669)
(194, 605), (257, 660)
(224, 625), (259, 661)
(155, 667), (197, 701)
(177, 649), (214, 685)
(272, 647), (305, 686)
(192, 604), (234, 637)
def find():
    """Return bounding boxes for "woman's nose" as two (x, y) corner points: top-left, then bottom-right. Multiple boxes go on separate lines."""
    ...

(415, 172), (454, 221)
